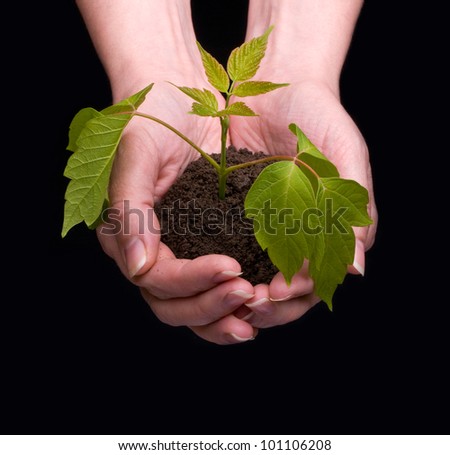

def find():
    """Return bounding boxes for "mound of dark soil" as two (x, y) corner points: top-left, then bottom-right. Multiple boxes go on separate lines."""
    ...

(154, 148), (278, 284)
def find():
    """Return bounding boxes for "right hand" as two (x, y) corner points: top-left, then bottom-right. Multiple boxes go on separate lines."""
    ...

(96, 81), (257, 345)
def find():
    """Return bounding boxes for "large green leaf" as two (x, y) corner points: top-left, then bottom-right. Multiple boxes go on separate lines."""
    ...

(308, 224), (354, 309)
(227, 26), (273, 82)
(62, 84), (153, 237)
(245, 161), (316, 284)
(245, 137), (372, 307)
(308, 175), (371, 308)
(320, 177), (373, 226)
(67, 108), (101, 152)
(289, 123), (339, 178)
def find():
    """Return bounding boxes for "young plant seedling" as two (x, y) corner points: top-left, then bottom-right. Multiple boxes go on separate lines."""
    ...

(62, 26), (372, 308)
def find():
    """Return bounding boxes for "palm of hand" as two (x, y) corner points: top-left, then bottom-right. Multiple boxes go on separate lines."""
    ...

(109, 82), (223, 206)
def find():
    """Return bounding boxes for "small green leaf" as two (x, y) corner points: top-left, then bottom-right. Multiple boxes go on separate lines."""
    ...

(232, 81), (289, 97)
(62, 84), (153, 237)
(245, 161), (316, 284)
(216, 102), (258, 117)
(176, 86), (218, 112)
(197, 41), (230, 93)
(289, 123), (339, 178)
(227, 26), (273, 82)
(190, 102), (219, 117)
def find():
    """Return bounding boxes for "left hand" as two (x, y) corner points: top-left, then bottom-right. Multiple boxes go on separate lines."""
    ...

(229, 80), (378, 328)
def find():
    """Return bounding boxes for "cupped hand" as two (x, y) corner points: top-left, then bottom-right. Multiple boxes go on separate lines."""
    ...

(97, 80), (257, 344)
(229, 80), (378, 327)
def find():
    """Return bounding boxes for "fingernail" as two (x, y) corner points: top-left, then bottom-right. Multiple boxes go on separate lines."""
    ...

(353, 260), (365, 276)
(213, 270), (243, 283)
(124, 237), (147, 278)
(240, 312), (254, 322)
(353, 240), (365, 276)
(246, 297), (269, 308)
(269, 294), (293, 302)
(222, 270), (243, 277)
(229, 333), (255, 343)
(246, 297), (273, 316)
(226, 290), (254, 306)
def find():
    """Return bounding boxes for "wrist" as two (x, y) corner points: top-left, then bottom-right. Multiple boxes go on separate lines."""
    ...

(246, 0), (363, 95)
(77, 0), (203, 100)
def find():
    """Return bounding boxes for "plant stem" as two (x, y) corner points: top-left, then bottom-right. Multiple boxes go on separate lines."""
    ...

(218, 116), (230, 199)
(217, 82), (236, 200)
(133, 111), (220, 171)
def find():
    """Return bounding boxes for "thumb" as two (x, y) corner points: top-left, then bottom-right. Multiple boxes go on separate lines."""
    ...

(111, 200), (160, 279)
(98, 132), (163, 280)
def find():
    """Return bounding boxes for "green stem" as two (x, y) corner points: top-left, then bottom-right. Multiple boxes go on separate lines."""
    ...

(133, 111), (220, 172)
(217, 83), (236, 199)
(218, 116), (230, 199)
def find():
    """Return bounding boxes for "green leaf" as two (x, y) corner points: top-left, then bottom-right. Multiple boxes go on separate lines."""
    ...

(245, 161), (316, 284)
(289, 123), (339, 178)
(308, 186), (356, 309)
(176, 86), (219, 112)
(102, 84), (153, 115)
(320, 177), (372, 226)
(232, 81), (289, 97)
(216, 102), (258, 117)
(309, 222), (354, 310)
(190, 102), (219, 117)
(197, 41), (230, 93)
(307, 177), (371, 308)
(62, 84), (153, 237)
(245, 154), (373, 308)
(67, 108), (101, 152)
(227, 26), (273, 82)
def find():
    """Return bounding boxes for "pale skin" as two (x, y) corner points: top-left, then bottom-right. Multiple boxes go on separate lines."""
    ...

(76, 0), (378, 344)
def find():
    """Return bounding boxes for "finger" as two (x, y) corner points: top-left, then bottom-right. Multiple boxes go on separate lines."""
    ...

(190, 314), (258, 345)
(141, 277), (254, 327)
(268, 263), (314, 301)
(136, 253), (243, 299)
(96, 203), (160, 278)
(244, 284), (320, 329)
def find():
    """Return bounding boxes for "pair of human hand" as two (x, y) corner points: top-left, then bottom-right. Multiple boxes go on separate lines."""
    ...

(96, 60), (377, 344)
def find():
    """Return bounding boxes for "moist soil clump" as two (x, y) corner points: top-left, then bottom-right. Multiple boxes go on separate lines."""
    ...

(154, 147), (278, 284)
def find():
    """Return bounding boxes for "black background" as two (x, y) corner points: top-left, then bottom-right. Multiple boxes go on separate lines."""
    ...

(3, 1), (447, 435)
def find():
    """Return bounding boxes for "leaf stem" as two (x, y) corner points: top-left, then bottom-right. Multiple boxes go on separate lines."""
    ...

(294, 157), (321, 180)
(224, 154), (321, 179)
(222, 155), (293, 174)
(133, 111), (220, 171)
